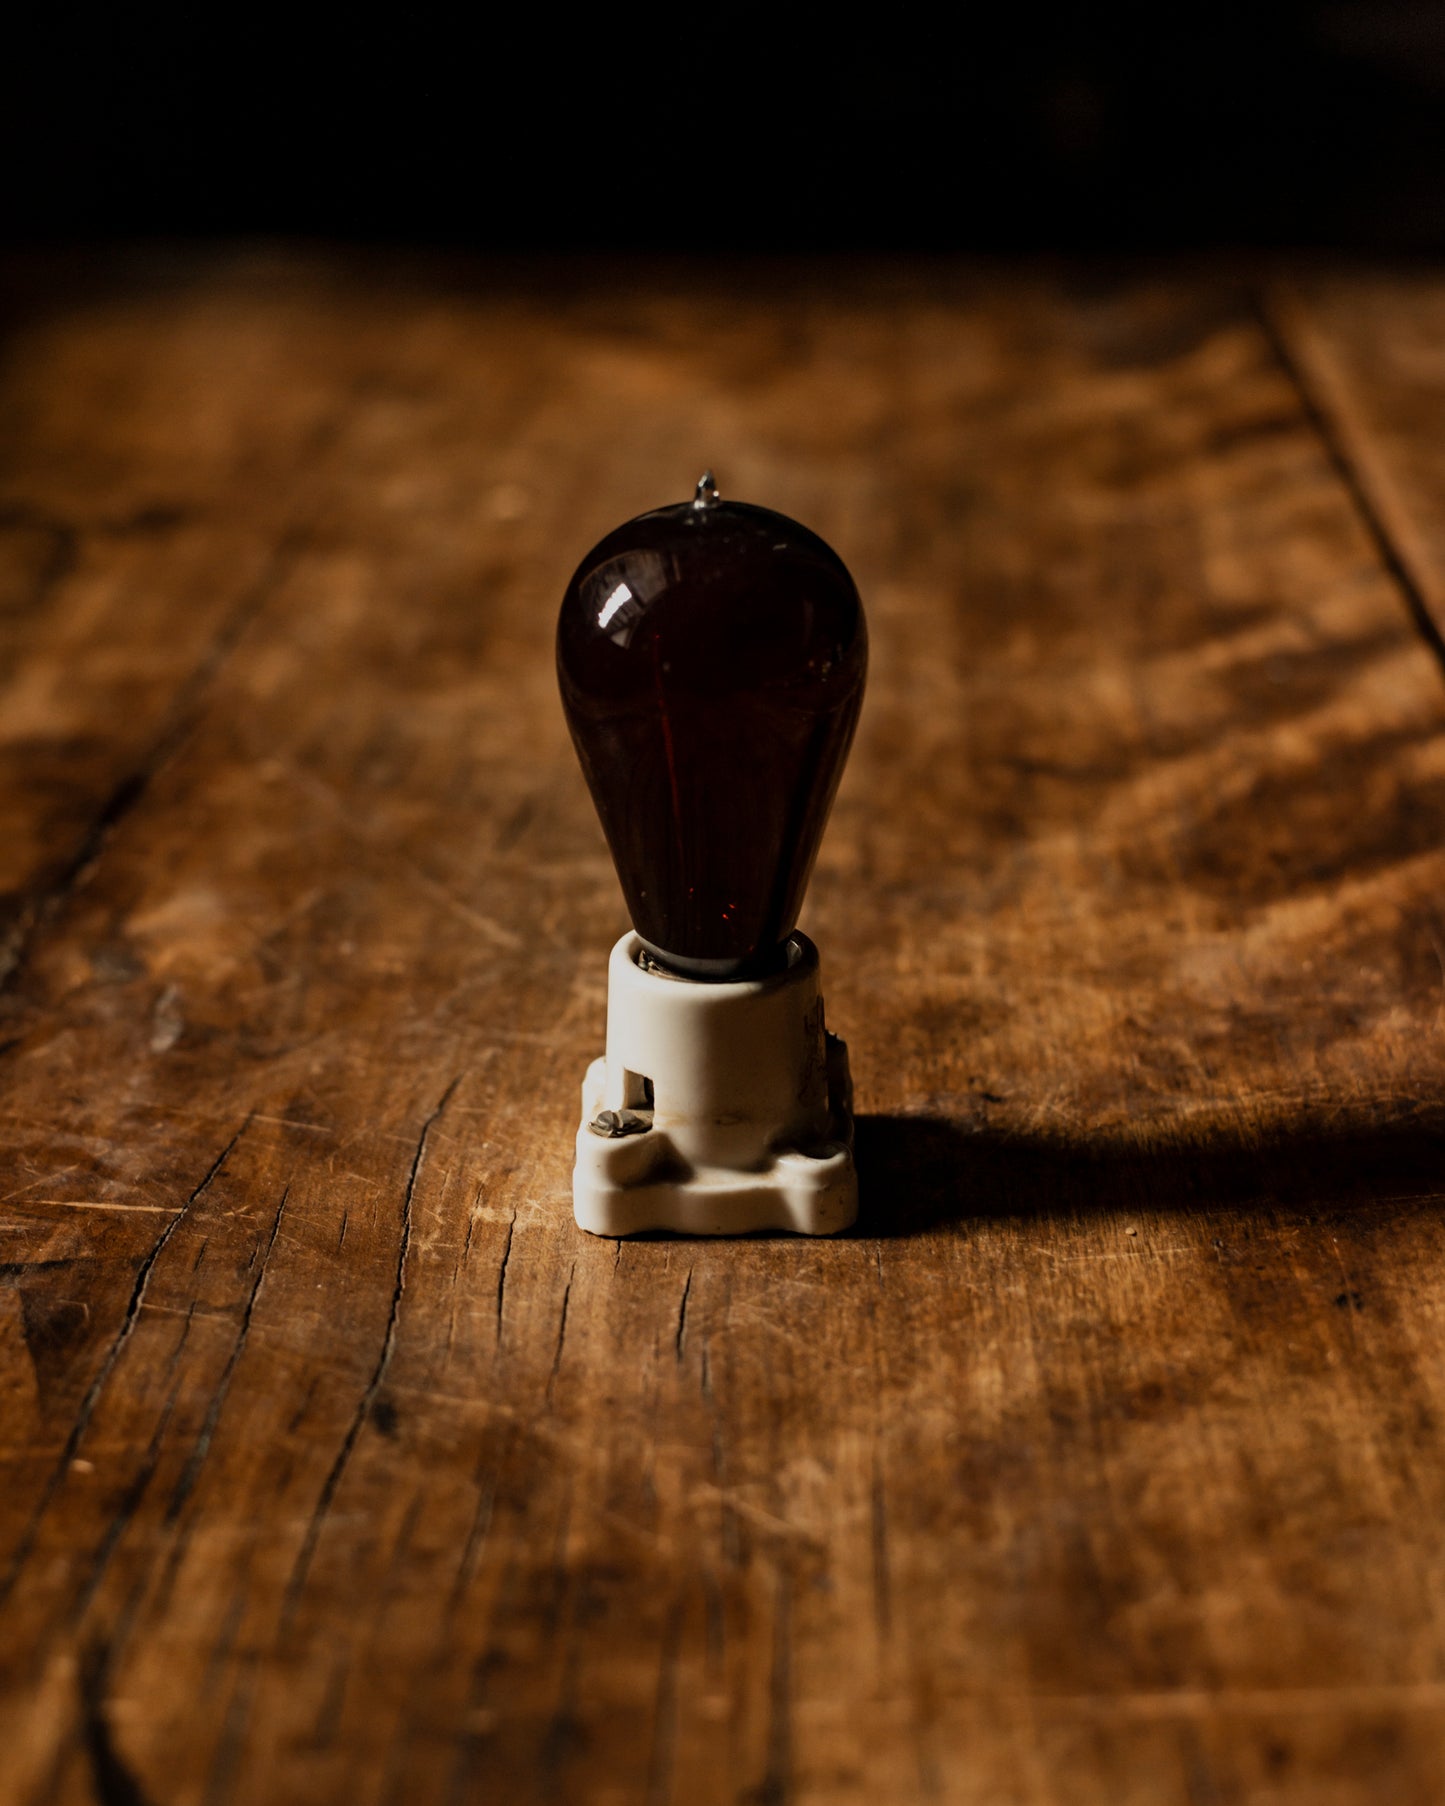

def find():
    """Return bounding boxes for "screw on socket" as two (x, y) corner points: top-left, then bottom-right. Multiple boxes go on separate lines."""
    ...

(588, 1108), (652, 1139)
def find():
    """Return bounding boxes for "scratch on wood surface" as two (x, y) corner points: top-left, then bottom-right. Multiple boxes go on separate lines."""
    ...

(248, 1114), (336, 1135)
(0, 1165), (82, 1206)
(688, 1484), (825, 1551)
(0, 1116), (249, 1607)
(282, 1076), (461, 1620)
(276, 759), (524, 950)
(83, 1299), (228, 1329)
(1044, 1246), (1197, 1265)
(9, 1200), (178, 1215)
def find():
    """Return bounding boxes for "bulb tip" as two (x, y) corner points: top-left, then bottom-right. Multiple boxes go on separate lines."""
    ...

(693, 470), (720, 510)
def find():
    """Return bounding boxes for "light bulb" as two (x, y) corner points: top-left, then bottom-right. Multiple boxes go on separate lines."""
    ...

(559, 474), (867, 1237)
(558, 472), (866, 978)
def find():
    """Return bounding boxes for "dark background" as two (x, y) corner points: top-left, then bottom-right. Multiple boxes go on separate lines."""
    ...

(5, 3), (1445, 253)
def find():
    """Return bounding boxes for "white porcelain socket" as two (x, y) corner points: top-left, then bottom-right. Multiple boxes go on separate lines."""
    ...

(572, 932), (857, 1237)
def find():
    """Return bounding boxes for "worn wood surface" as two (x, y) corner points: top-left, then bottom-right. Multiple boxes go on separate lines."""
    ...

(1, 251), (1444, 1806)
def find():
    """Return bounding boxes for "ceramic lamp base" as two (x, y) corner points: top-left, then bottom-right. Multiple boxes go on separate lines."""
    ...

(572, 933), (858, 1237)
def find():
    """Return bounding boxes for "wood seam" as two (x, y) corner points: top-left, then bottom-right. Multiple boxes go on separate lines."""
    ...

(1254, 284), (1445, 683)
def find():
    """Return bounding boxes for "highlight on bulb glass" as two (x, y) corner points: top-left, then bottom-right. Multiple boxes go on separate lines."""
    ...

(557, 472), (867, 1236)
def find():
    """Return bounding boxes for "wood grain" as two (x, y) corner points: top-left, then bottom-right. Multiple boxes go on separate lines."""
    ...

(1, 251), (1443, 1805)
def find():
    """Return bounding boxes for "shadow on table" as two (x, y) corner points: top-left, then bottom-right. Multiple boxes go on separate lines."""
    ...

(852, 1112), (1445, 1239)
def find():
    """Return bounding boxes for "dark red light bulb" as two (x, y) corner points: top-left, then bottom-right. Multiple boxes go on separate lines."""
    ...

(558, 474), (867, 979)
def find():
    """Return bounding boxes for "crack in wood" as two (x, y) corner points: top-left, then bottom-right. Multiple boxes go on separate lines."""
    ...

(447, 1461), (501, 1618)
(156, 1185), (291, 1562)
(538, 1641), (584, 1783)
(461, 1191), (480, 1266)
(68, 1374), (184, 1630)
(79, 1641), (153, 1806)
(285, 1371), (321, 1437)
(674, 1267), (693, 1363)
(280, 1075), (462, 1622)
(494, 1214), (515, 1348)
(0, 1117), (249, 1607)
(41, 1191), (287, 1678)
(161, 1301), (199, 1386)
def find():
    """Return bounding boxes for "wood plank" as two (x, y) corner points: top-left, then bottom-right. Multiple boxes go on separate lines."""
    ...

(1264, 272), (1445, 659)
(0, 256), (1444, 1806)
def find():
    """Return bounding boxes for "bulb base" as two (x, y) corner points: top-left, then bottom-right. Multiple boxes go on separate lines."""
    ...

(572, 932), (858, 1237)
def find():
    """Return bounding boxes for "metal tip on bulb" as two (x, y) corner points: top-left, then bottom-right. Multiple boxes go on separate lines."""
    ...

(693, 471), (720, 510)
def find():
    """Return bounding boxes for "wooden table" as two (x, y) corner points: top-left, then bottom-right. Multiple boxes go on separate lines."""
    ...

(2, 251), (1444, 1806)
